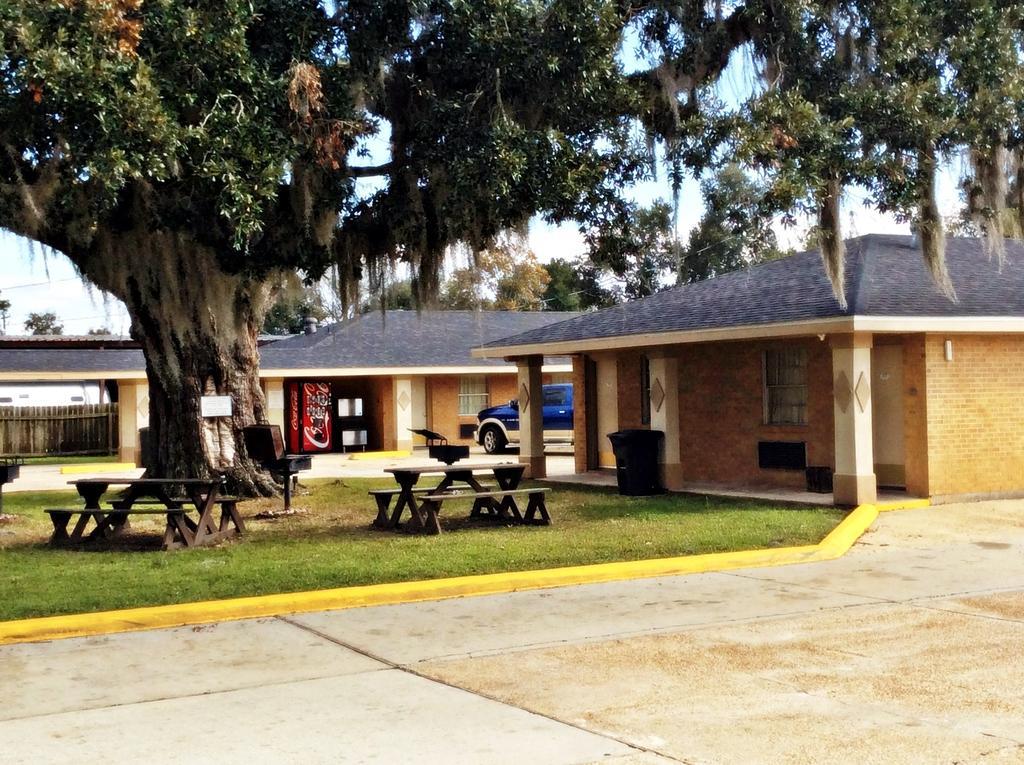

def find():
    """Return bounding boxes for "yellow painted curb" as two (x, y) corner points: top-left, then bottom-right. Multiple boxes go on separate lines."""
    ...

(347, 450), (411, 461)
(0, 501), (885, 647)
(876, 497), (931, 512)
(59, 462), (138, 474)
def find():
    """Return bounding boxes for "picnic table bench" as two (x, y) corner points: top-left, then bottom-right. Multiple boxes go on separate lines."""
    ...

(48, 478), (245, 550)
(375, 462), (550, 534)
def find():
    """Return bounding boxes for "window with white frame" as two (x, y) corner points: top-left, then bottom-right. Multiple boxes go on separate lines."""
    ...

(458, 375), (489, 416)
(763, 348), (808, 425)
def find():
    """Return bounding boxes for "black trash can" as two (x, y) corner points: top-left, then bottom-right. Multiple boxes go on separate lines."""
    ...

(805, 466), (834, 493)
(138, 427), (151, 470)
(607, 429), (664, 496)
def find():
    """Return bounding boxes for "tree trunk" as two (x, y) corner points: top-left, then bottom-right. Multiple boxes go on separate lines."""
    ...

(81, 229), (278, 496)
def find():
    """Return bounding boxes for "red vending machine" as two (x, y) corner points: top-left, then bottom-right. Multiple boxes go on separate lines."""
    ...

(287, 382), (333, 453)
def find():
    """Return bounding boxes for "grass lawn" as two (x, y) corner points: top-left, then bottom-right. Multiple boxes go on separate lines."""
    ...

(13, 454), (120, 466)
(0, 478), (845, 621)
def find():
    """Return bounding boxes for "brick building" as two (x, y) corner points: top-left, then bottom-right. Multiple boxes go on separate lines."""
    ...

(0, 311), (574, 462)
(476, 235), (1024, 506)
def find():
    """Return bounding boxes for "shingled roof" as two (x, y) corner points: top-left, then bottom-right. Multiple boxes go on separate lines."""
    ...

(0, 348), (145, 375)
(481, 235), (1024, 352)
(259, 310), (578, 370)
(0, 312), (577, 377)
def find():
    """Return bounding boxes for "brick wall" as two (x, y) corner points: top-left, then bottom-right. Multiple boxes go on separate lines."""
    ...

(572, 355), (589, 473)
(427, 375), (462, 443)
(902, 334), (929, 496)
(488, 375), (517, 412)
(616, 350), (648, 430)
(923, 334), (1024, 498)
(425, 373), (521, 445)
(678, 338), (834, 488)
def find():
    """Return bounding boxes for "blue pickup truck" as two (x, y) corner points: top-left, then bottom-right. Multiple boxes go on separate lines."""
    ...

(475, 383), (574, 454)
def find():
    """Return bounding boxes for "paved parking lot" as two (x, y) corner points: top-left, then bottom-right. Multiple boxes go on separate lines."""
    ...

(3, 500), (1023, 763)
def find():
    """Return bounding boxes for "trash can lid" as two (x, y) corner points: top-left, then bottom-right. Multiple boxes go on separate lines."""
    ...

(607, 429), (664, 441)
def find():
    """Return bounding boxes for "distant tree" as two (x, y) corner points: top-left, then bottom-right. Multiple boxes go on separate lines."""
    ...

(87, 326), (112, 336)
(441, 239), (550, 311)
(0, 294), (10, 334)
(24, 311), (63, 335)
(542, 258), (616, 311)
(439, 267), (480, 310)
(361, 279), (416, 313)
(262, 279), (328, 335)
(584, 202), (678, 299)
(677, 165), (789, 284)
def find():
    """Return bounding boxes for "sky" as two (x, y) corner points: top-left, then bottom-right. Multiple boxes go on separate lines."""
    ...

(0, 28), (968, 336)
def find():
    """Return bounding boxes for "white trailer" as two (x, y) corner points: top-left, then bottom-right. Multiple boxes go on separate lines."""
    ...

(0, 381), (111, 407)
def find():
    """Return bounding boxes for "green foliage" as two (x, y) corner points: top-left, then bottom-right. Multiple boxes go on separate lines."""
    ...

(0, 0), (634, 288)
(585, 201), (679, 299)
(86, 326), (112, 336)
(262, 282), (328, 335)
(23, 311), (62, 335)
(441, 238), (550, 310)
(3, 0), (1023, 319)
(677, 165), (789, 284)
(361, 279), (416, 313)
(542, 258), (616, 312)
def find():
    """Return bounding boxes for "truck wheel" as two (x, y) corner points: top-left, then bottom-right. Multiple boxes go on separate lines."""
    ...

(481, 426), (507, 454)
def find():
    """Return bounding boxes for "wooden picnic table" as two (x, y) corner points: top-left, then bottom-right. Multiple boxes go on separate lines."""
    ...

(48, 477), (245, 550)
(380, 462), (528, 533)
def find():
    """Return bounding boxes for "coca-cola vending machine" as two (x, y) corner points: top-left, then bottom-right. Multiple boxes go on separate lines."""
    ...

(287, 382), (333, 453)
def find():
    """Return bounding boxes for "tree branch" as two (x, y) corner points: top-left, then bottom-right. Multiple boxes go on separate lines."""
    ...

(344, 161), (395, 178)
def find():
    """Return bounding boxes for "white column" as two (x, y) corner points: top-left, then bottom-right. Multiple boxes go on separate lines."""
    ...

(117, 381), (149, 464)
(517, 355), (545, 478)
(595, 354), (618, 468)
(394, 376), (414, 452)
(832, 333), (877, 505)
(264, 379), (285, 434)
(649, 352), (684, 490)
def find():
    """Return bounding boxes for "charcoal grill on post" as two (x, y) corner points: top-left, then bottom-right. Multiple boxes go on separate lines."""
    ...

(243, 425), (312, 513)
(0, 457), (24, 517)
(411, 428), (470, 465)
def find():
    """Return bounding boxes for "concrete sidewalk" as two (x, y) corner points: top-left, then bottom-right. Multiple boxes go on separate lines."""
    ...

(3, 448), (577, 491)
(3, 500), (1023, 763)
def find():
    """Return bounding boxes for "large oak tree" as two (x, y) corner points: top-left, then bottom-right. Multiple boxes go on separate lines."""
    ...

(2, 1), (1021, 490)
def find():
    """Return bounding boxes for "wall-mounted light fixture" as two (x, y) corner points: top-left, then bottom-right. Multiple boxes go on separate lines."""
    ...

(944, 339), (954, 362)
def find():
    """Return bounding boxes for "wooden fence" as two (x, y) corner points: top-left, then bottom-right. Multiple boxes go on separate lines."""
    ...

(0, 404), (119, 456)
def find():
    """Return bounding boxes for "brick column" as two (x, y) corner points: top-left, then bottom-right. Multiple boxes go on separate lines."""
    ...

(393, 376), (414, 451)
(571, 355), (589, 474)
(649, 352), (684, 490)
(517, 355), (545, 478)
(831, 333), (877, 505)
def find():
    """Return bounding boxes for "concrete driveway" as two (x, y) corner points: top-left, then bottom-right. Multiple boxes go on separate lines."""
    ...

(3, 500), (1023, 764)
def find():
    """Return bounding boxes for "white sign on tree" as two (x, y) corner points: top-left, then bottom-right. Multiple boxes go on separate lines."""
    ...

(200, 395), (233, 418)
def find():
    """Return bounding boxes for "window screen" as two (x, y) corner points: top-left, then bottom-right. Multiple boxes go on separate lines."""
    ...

(458, 376), (488, 416)
(764, 348), (808, 425)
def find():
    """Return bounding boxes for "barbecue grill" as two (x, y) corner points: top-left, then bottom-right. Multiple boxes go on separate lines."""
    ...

(411, 428), (470, 465)
(0, 456), (24, 517)
(243, 425), (312, 513)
